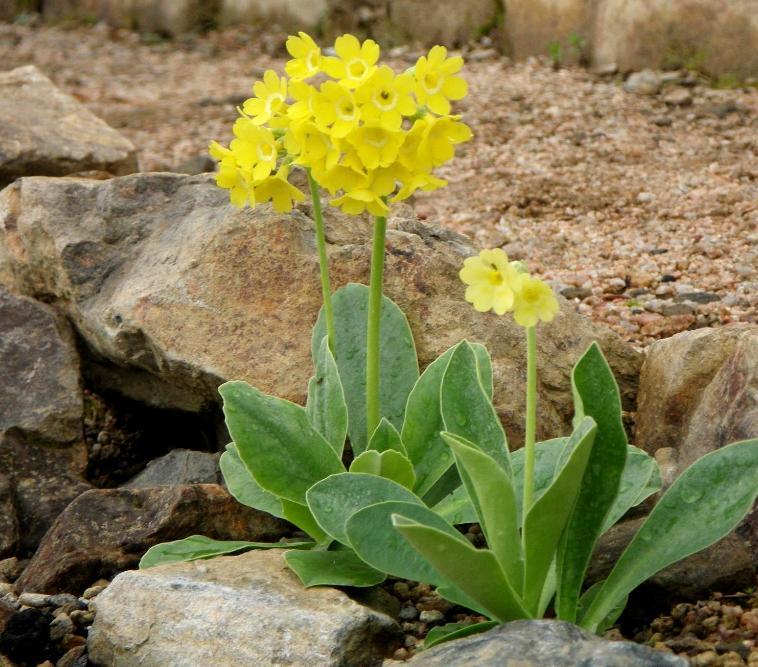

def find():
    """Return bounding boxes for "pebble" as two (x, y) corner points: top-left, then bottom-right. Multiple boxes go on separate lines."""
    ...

(661, 301), (698, 317)
(624, 69), (662, 96)
(663, 88), (694, 107)
(49, 613), (74, 641)
(69, 609), (94, 626)
(419, 610), (445, 624)
(18, 592), (50, 608)
(560, 285), (592, 300)
(636, 192), (656, 204)
(399, 604), (419, 621)
(674, 291), (721, 304)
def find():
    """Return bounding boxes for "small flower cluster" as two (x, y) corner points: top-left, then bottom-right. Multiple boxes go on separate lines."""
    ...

(459, 248), (560, 328)
(209, 32), (472, 215)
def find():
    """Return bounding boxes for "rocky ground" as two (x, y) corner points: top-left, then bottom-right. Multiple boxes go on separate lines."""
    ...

(0, 21), (754, 350)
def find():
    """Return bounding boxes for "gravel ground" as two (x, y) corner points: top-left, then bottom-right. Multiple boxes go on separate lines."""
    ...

(0, 22), (754, 349)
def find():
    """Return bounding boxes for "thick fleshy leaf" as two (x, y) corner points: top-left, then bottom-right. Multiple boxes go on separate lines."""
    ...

(441, 341), (510, 475)
(581, 439), (758, 633)
(306, 335), (348, 456)
(281, 499), (330, 544)
(443, 432), (523, 588)
(576, 581), (627, 635)
(471, 342), (494, 401)
(312, 284), (418, 455)
(424, 622), (499, 649)
(306, 472), (420, 545)
(393, 516), (530, 622)
(432, 484), (477, 525)
(284, 549), (385, 587)
(350, 449), (416, 489)
(555, 343), (628, 622)
(602, 446), (662, 532)
(522, 417), (597, 613)
(368, 418), (406, 454)
(220, 381), (344, 504)
(401, 345), (457, 498)
(510, 438), (567, 524)
(347, 500), (465, 586)
(219, 443), (283, 518)
(139, 535), (312, 569)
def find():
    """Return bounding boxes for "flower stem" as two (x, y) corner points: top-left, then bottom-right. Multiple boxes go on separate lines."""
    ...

(306, 169), (335, 352)
(366, 215), (387, 442)
(522, 325), (538, 528)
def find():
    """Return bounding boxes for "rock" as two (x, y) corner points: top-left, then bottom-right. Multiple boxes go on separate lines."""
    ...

(660, 301), (697, 317)
(674, 291), (720, 305)
(0, 608), (56, 667)
(0, 475), (18, 559)
(0, 173), (641, 446)
(0, 431), (91, 554)
(623, 70), (662, 96)
(662, 88), (693, 107)
(593, 0), (758, 80)
(88, 550), (401, 667)
(219, 0), (327, 30)
(559, 285), (592, 300)
(636, 325), (758, 467)
(0, 66), (137, 188)
(15, 484), (289, 594)
(0, 287), (83, 444)
(403, 619), (687, 665)
(125, 449), (221, 487)
(502, 0), (591, 64)
(388, 0), (499, 47)
(173, 154), (215, 175)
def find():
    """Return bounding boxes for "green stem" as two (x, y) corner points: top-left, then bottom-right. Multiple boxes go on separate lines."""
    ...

(306, 169), (335, 352)
(366, 215), (387, 442)
(522, 326), (538, 529)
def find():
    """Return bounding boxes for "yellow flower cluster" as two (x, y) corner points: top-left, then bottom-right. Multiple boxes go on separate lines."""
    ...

(459, 249), (560, 328)
(209, 32), (472, 215)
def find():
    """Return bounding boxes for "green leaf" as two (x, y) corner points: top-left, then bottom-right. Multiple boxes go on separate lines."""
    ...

(581, 439), (758, 633)
(424, 621), (499, 649)
(219, 443), (283, 518)
(401, 344), (457, 498)
(393, 515), (530, 622)
(602, 446), (662, 533)
(306, 335), (348, 457)
(510, 438), (568, 524)
(443, 432), (523, 589)
(441, 341), (510, 476)
(471, 342), (494, 401)
(312, 284), (418, 455)
(577, 581), (627, 634)
(368, 418), (406, 454)
(346, 500), (467, 586)
(220, 381), (344, 504)
(522, 417), (597, 613)
(280, 499), (330, 544)
(432, 484), (477, 525)
(306, 472), (420, 545)
(555, 343), (628, 622)
(284, 549), (385, 587)
(350, 449), (416, 489)
(139, 535), (312, 569)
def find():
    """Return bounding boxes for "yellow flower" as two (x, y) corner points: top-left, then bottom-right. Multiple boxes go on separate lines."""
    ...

(392, 168), (447, 201)
(229, 118), (278, 181)
(512, 275), (560, 328)
(287, 80), (318, 122)
(254, 165), (305, 213)
(312, 161), (367, 195)
(284, 120), (338, 169)
(285, 32), (322, 81)
(460, 248), (522, 315)
(323, 34), (380, 89)
(355, 65), (416, 131)
(346, 124), (405, 170)
(414, 45), (468, 115)
(417, 115), (472, 168)
(209, 141), (255, 208)
(331, 188), (389, 217)
(242, 70), (288, 126)
(313, 81), (361, 138)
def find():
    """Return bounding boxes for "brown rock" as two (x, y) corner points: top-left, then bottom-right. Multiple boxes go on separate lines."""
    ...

(0, 474), (19, 559)
(0, 66), (137, 188)
(592, 0), (758, 79)
(388, 0), (499, 47)
(219, 0), (326, 29)
(0, 173), (641, 446)
(15, 484), (289, 594)
(0, 286), (83, 443)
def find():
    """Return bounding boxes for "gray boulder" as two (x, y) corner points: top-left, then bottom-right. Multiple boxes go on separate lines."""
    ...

(125, 449), (221, 487)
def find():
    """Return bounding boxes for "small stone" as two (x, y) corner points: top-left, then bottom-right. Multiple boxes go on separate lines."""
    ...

(0, 558), (22, 582)
(674, 292), (721, 304)
(55, 645), (86, 667)
(47, 594), (81, 610)
(636, 192), (656, 204)
(82, 584), (108, 600)
(691, 650), (719, 666)
(560, 285), (592, 300)
(49, 613), (74, 641)
(69, 610), (94, 626)
(399, 605), (419, 621)
(661, 301), (698, 317)
(652, 116), (674, 127)
(663, 88), (693, 107)
(18, 593), (50, 609)
(393, 582), (411, 600)
(419, 610), (445, 624)
(624, 70), (662, 96)
(606, 278), (627, 294)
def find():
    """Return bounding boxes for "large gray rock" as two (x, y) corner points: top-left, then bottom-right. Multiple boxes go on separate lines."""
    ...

(0, 173), (641, 446)
(219, 0), (327, 29)
(388, 0), (499, 47)
(593, 0), (758, 79)
(88, 550), (401, 666)
(16, 484), (289, 594)
(125, 449), (221, 488)
(0, 474), (19, 559)
(0, 66), (137, 188)
(0, 286), (83, 443)
(404, 619), (686, 665)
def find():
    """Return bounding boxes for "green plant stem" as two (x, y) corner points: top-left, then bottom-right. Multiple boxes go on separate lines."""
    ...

(366, 215), (387, 442)
(306, 169), (335, 352)
(522, 326), (538, 528)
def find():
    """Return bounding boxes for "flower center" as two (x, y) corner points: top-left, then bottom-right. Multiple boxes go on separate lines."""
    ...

(307, 50), (320, 71)
(348, 59), (367, 80)
(337, 100), (356, 121)
(488, 268), (503, 286)
(265, 93), (284, 115)
(364, 128), (388, 148)
(423, 71), (442, 94)
(373, 88), (397, 111)
(258, 143), (275, 162)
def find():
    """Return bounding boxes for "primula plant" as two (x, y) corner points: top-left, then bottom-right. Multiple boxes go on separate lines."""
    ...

(141, 31), (758, 650)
